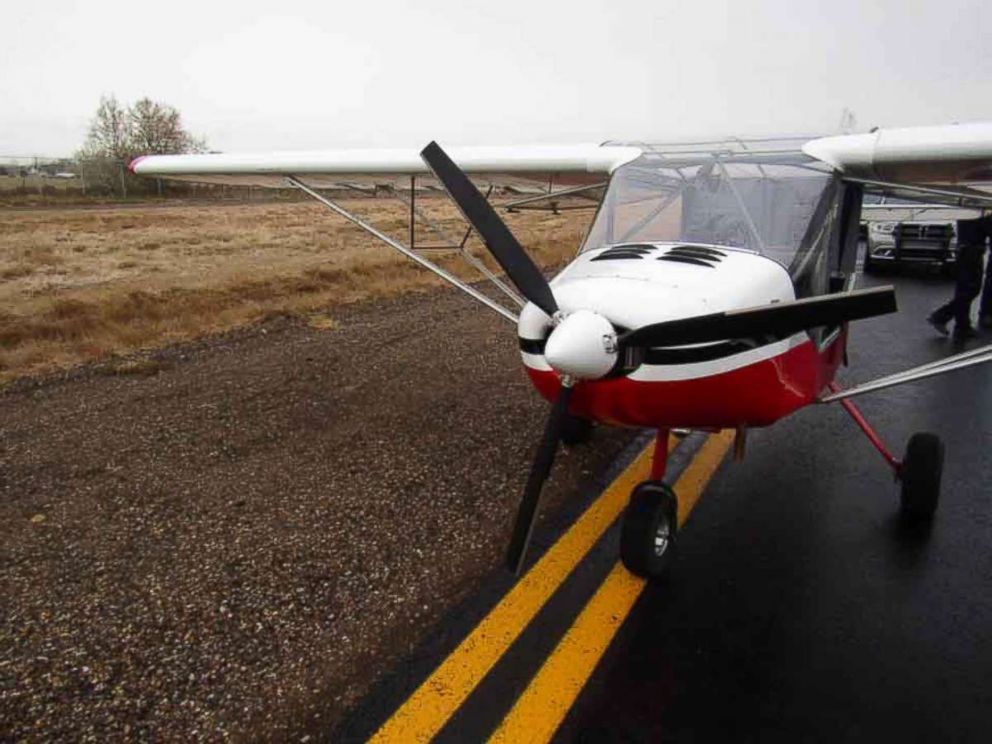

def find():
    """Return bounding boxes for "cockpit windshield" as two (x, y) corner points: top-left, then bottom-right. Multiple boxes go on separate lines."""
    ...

(582, 150), (835, 269)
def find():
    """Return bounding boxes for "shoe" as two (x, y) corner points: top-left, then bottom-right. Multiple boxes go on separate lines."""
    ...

(979, 315), (992, 330)
(927, 314), (949, 336)
(953, 326), (977, 341)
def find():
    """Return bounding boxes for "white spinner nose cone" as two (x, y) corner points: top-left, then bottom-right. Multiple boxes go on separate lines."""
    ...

(544, 310), (618, 380)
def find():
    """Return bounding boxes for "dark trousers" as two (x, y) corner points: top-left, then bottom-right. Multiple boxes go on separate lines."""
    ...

(932, 243), (986, 329)
(981, 252), (992, 319)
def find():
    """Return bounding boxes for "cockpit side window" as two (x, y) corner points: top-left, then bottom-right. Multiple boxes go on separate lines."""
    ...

(788, 178), (840, 299)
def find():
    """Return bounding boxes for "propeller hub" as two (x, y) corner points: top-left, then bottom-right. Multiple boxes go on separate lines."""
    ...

(544, 310), (618, 380)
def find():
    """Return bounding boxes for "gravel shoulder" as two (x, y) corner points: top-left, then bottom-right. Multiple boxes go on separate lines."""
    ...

(0, 286), (635, 740)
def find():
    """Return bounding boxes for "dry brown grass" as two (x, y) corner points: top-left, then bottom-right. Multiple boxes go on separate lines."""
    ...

(0, 197), (592, 383)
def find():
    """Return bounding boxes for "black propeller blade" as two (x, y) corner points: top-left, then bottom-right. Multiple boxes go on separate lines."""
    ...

(505, 383), (574, 575)
(620, 286), (897, 349)
(420, 141), (572, 576)
(420, 141), (559, 318)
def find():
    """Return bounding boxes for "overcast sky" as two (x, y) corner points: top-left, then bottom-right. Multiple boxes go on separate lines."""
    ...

(3, 0), (991, 157)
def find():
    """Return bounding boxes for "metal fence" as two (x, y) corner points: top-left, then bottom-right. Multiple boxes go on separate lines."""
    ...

(0, 154), (248, 200)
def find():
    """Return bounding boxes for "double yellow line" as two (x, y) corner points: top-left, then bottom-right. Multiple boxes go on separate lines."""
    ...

(372, 431), (734, 743)
(491, 431), (733, 741)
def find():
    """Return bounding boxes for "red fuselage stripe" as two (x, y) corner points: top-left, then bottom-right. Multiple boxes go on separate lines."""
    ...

(525, 332), (846, 429)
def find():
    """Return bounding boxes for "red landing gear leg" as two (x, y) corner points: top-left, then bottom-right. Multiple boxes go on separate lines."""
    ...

(828, 382), (944, 521)
(828, 383), (901, 475)
(651, 429), (671, 480)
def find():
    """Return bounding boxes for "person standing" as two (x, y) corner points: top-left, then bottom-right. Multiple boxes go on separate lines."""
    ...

(979, 245), (992, 329)
(928, 213), (992, 339)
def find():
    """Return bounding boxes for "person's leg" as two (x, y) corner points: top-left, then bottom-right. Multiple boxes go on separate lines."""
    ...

(931, 250), (970, 329)
(930, 244), (982, 334)
(931, 298), (955, 324)
(979, 249), (992, 327)
(953, 244), (984, 334)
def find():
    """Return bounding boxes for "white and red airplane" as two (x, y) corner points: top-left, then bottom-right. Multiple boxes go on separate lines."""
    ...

(133, 123), (992, 578)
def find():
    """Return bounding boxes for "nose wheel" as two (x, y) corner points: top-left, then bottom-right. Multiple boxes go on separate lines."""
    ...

(620, 481), (678, 578)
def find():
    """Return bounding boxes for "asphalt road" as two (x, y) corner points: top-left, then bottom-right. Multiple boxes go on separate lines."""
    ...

(559, 269), (992, 742)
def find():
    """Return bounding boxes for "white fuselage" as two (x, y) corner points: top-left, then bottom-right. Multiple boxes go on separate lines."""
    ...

(518, 242), (799, 382)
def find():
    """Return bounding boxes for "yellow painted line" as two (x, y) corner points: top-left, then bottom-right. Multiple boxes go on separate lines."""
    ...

(489, 430), (735, 744)
(673, 430), (734, 526)
(370, 435), (673, 743)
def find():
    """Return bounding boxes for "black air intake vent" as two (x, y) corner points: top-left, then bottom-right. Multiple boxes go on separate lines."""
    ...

(591, 244), (657, 262)
(658, 254), (716, 268)
(657, 245), (726, 268)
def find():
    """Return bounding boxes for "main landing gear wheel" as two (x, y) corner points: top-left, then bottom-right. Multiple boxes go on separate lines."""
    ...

(899, 432), (945, 521)
(560, 413), (594, 445)
(620, 481), (678, 579)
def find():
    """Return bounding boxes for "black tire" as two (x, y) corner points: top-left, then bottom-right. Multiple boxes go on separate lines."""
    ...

(560, 413), (593, 446)
(620, 481), (678, 578)
(900, 432), (944, 520)
(863, 246), (877, 274)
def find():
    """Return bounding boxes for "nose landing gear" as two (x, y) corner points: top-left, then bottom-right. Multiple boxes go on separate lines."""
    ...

(620, 480), (679, 578)
(620, 430), (679, 579)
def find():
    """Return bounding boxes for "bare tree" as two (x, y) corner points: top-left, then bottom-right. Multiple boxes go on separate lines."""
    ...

(128, 98), (206, 156)
(78, 95), (131, 161)
(76, 95), (206, 196)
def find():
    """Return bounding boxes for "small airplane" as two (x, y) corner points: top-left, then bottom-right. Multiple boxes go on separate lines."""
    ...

(132, 122), (992, 579)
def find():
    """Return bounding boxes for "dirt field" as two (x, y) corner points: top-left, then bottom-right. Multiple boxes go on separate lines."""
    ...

(0, 282), (636, 741)
(0, 198), (590, 384)
(0, 197), (627, 739)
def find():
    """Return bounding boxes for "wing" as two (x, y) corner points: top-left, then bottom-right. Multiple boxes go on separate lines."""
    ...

(129, 143), (642, 325)
(803, 123), (992, 207)
(130, 144), (643, 190)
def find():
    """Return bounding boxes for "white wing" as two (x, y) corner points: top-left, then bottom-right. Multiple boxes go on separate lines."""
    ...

(130, 144), (643, 189)
(803, 122), (992, 186)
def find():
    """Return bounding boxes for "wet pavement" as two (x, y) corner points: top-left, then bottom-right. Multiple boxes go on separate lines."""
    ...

(560, 270), (992, 742)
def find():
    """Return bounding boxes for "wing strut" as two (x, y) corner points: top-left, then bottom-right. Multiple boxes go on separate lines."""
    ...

(286, 176), (519, 323)
(820, 343), (992, 402)
(843, 176), (992, 209)
(384, 179), (525, 308)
